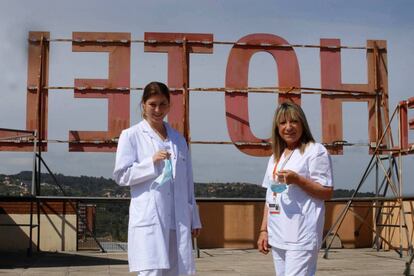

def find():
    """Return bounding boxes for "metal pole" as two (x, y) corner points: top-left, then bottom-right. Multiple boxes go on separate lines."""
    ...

(35, 35), (46, 252)
(27, 200), (34, 256)
(373, 68), (380, 250)
(182, 37), (190, 143)
(375, 159), (379, 251)
(397, 104), (403, 257)
(27, 130), (37, 256)
(36, 198), (40, 252)
(398, 151), (404, 256)
(31, 130), (37, 196)
(398, 147), (413, 256)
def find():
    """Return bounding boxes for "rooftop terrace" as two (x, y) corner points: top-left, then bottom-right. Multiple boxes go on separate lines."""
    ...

(0, 248), (411, 276)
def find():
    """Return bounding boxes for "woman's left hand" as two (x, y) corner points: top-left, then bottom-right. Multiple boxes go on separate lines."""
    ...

(192, 228), (201, 238)
(277, 170), (300, 185)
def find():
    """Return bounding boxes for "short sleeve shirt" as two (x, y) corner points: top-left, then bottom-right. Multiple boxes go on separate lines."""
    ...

(262, 143), (333, 251)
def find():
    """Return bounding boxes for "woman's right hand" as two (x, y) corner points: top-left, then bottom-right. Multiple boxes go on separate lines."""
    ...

(152, 150), (170, 163)
(257, 231), (270, 255)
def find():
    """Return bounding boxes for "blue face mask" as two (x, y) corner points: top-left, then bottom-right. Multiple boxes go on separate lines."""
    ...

(264, 177), (287, 193)
(270, 180), (287, 193)
(154, 159), (173, 187)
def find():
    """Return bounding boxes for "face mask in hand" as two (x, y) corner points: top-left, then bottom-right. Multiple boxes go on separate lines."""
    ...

(154, 159), (173, 187)
(264, 176), (287, 193)
(270, 180), (287, 193)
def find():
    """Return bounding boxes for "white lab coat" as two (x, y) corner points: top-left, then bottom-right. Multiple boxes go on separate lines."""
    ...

(113, 120), (201, 274)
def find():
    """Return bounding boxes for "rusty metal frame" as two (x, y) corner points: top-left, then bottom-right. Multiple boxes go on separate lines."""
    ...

(1, 32), (399, 155)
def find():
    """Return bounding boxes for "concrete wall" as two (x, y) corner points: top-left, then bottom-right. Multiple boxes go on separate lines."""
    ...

(0, 201), (77, 252)
(1, 198), (413, 252)
(324, 201), (374, 248)
(197, 201), (264, 248)
(197, 199), (387, 249)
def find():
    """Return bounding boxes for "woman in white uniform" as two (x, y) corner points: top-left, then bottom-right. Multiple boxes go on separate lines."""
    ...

(257, 102), (333, 276)
(113, 81), (201, 276)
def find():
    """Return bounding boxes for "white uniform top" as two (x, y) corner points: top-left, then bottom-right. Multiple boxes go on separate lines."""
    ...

(262, 142), (333, 251)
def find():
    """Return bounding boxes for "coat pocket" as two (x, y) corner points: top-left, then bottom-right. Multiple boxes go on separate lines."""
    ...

(283, 213), (308, 243)
(129, 197), (157, 227)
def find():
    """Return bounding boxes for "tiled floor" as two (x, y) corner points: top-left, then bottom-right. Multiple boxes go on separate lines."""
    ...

(0, 248), (411, 275)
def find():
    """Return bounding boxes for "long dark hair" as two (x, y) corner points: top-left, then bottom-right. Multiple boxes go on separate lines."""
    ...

(141, 81), (170, 118)
(271, 102), (315, 161)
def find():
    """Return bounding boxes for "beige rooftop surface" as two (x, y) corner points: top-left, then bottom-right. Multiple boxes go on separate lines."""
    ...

(0, 248), (411, 275)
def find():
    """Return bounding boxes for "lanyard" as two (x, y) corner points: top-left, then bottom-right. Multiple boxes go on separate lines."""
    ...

(272, 149), (294, 181)
(269, 149), (295, 212)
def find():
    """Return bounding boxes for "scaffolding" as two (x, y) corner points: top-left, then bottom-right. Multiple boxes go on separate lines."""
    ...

(323, 103), (414, 258)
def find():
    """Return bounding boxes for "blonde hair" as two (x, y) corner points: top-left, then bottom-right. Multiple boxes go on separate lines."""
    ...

(271, 102), (315, 161)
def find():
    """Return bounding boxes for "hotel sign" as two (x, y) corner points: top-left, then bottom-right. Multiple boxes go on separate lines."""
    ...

(0, 31), (412, 156)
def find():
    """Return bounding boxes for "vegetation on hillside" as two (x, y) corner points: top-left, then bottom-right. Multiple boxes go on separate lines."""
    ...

(0, 171), (375, 198)
(0, 171), (375, 243)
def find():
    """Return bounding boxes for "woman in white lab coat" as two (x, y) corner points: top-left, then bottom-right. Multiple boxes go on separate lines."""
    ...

(113, 81), (201, 276)
(257, 102), (333, 276)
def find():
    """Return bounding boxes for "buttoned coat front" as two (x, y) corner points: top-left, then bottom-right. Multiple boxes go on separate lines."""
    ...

(113, 120), (201, 274)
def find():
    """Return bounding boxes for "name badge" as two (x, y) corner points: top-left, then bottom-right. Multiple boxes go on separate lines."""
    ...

(269, 203), (280, 215)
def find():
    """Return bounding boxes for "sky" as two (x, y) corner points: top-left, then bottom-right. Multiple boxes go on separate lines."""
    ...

(0, 0), (413, 195)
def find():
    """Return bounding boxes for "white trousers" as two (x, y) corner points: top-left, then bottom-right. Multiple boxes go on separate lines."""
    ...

(138, 230), (179, 276)
(271, 247), (318, 276)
